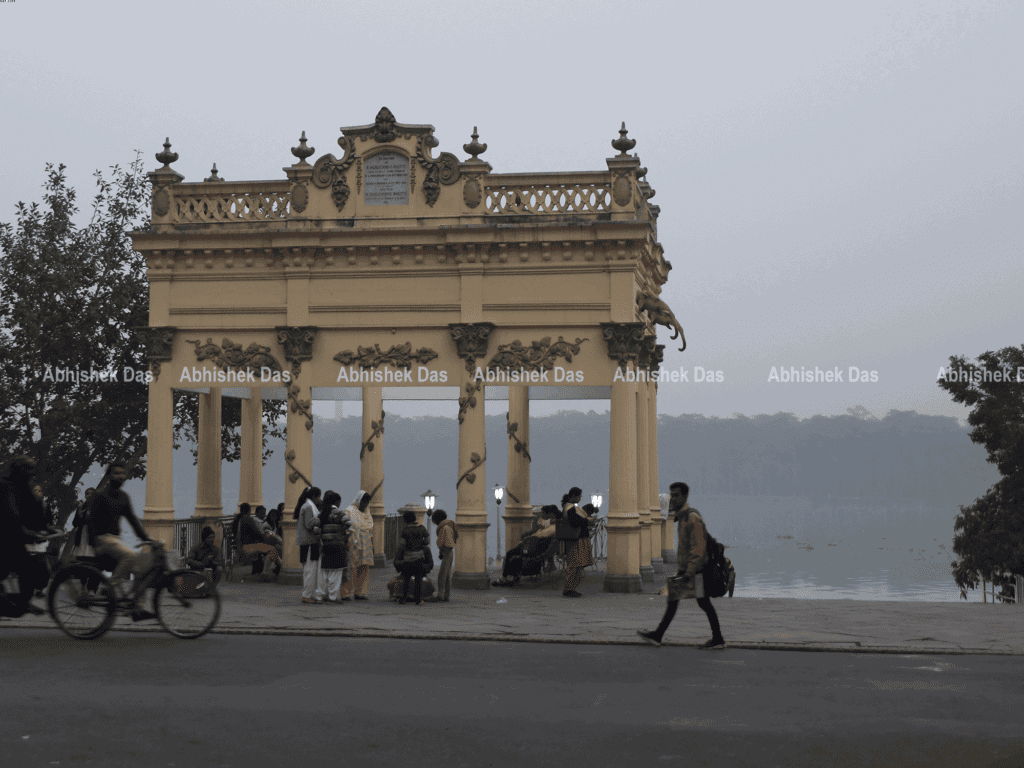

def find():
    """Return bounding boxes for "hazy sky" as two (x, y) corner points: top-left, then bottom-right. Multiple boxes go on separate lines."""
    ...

(2, 0), (1021, 423)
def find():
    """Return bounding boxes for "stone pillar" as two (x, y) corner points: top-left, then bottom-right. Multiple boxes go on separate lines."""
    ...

(636, 372), (654, 583)
(649, 376), (667, 572)
(504, 386), (533, 550)
(239, 389), (264, 510)
(143, 383), (175, 550)
(449, 322), (494, 590)
(195, 390), (223, 518)
(282, 374), (313, 570)
(453, 372), (489, 589)
(360, 386), (386, 567)
(602, 321), (644, 593)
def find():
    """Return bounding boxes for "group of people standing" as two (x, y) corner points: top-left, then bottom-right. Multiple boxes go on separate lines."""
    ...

(294, 486), (376, 604)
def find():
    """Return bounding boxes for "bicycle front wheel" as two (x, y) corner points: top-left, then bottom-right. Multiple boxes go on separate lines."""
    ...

(155, 570), (221, 639)
(48, 565), (116, 640)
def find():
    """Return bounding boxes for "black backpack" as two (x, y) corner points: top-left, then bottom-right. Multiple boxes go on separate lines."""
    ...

(702, 528), (730, 599)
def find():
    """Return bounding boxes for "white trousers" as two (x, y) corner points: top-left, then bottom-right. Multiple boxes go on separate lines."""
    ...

(302, 556), (325, 600)
(321, 568), (344, 601)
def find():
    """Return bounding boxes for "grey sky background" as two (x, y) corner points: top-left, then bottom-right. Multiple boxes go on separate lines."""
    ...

(2, 0), (1021, 423)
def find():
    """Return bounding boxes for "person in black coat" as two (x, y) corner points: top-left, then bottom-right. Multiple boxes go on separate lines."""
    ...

(0, 456), (48, 616)
(395, 509), (432, 605)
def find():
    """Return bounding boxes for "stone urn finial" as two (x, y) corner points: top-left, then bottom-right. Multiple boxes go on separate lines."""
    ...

(291, 131), (315, 165)
(463, 126), (487, 162)
(155, 138), (179, 169)
(611, 122), (636, 156)
(204, 163), (224, 182)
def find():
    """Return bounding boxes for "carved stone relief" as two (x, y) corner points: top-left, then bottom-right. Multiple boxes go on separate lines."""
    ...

(186, 337), (281, 373)
(487, 336), (588, 373)
(449, 323), (495, 373)
(333, 343), (438, 370)
(600, 323), (645, 369)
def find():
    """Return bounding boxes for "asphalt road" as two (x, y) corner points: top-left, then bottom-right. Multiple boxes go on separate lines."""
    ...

(2, 631), (1023, 768)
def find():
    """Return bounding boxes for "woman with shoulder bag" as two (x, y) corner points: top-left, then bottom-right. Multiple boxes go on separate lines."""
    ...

(560, 487), (593, 597)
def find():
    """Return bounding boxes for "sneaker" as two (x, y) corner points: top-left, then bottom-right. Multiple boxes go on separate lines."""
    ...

(637, 630), (662, 647)
(562, 590), (582, 598)
(699, 637), (727, 649)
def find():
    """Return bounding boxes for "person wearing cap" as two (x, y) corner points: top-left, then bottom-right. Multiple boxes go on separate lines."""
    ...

(184, 526), (225, 585)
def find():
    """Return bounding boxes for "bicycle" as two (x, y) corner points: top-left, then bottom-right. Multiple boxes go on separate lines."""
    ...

(47, 538), (221, 640)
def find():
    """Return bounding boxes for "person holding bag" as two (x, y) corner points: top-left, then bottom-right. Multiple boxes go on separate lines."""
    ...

(559, 486), (593, 598)
(637, 482), (726, 649)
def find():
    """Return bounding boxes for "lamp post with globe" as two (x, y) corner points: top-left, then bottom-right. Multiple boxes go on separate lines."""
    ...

(421, 489), (436, 533)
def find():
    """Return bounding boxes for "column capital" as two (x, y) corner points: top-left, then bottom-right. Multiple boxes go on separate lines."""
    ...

(276, 326), (319, 376)
(601, 322), (645, 369)
(136, 326), (177, 380)
(449, 322), (495, 372)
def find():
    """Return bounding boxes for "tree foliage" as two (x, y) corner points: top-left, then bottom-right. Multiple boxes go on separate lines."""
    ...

(937, 348), (1024, 593)
(0, 160), (284, 527)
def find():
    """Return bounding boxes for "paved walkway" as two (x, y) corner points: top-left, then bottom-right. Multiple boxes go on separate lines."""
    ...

(4, 567), (1023, 655)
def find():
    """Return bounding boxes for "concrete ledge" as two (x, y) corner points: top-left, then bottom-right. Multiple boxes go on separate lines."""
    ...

(640, 566), (655, 583)
(604, 574), (642, 593)
(452, 572), (491, 590)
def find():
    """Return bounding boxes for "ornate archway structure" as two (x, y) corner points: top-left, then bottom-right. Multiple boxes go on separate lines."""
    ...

(132, 109), (677, 592)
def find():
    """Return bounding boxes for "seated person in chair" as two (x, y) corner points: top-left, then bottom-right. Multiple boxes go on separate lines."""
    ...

(184, 526), (224, 585)
(236, 503), (282, 577)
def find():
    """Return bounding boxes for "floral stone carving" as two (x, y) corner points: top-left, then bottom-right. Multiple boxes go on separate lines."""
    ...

(507, 412), (531, 463)
(333, 343), (438, 370)
(487, 336), (588, 373)
(276, 326), (318, 376)
(311, 136), (357, 212)
(359, 409), (385, 460)
(186, 337), (281, 373)
(457, 448), (486, 489)
(373, 107), (398, 143)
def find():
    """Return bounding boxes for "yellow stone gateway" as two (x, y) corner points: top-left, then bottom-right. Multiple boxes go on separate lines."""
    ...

(131, 109), (683, 592)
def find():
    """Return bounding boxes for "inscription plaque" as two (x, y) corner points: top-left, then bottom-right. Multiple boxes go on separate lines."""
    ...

(364, 152), (410, 206)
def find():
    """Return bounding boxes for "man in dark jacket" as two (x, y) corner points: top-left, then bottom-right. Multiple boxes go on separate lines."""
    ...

(637, 482), (726, 649)
(0, 456), (48, 616)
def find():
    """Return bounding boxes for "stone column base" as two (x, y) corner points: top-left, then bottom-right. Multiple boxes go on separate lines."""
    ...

(373, 553), (386, 568)
(604, 573), (642, 593)
(651, 557), (665, 574)
(640, 565), (655, 582)
(452, 571), (491, 590)
(662, 549), (677, 565)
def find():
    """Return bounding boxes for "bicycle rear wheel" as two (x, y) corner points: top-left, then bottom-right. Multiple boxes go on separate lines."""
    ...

(155, 570), (221, 639)
(48, 565), (116, 640)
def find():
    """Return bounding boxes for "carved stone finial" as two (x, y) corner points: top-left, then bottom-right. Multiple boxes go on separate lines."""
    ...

(463, 127), (487, 162)
(156, 138), (179, 169)
(373, 107), (397, 143)
(204, 163), (224, 182)
(291, 131), (315, 164)
(611, 122), (636, 156)
(449, 322), (495, 373)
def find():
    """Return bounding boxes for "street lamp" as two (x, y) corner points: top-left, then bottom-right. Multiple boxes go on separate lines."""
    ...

(591, 490), (603, 512)
(421, 489), (436, 530)
(494, 483), (504, 561)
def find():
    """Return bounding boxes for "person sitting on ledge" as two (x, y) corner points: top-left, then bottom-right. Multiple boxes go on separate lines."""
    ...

(184, 526), (224, 585)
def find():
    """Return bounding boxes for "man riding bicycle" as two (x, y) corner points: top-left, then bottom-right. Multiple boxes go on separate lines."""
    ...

(88, 462), (157, 621)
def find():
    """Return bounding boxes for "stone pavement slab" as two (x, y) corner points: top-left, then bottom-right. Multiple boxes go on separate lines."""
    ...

(4, 568), (1023, 654)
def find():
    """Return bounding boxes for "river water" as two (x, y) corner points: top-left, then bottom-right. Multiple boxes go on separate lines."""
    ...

(693, 495), (1004, 602)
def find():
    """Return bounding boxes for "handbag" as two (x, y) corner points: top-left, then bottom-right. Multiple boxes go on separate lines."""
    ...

(666, 573), (704, 600)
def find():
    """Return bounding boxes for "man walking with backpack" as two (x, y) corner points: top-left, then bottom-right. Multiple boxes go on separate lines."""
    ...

(637, 482), (726, 649)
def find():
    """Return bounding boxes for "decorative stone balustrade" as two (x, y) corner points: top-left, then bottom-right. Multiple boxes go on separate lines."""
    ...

(483, 173), (613, 216)
(169, 182), (293, 223)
